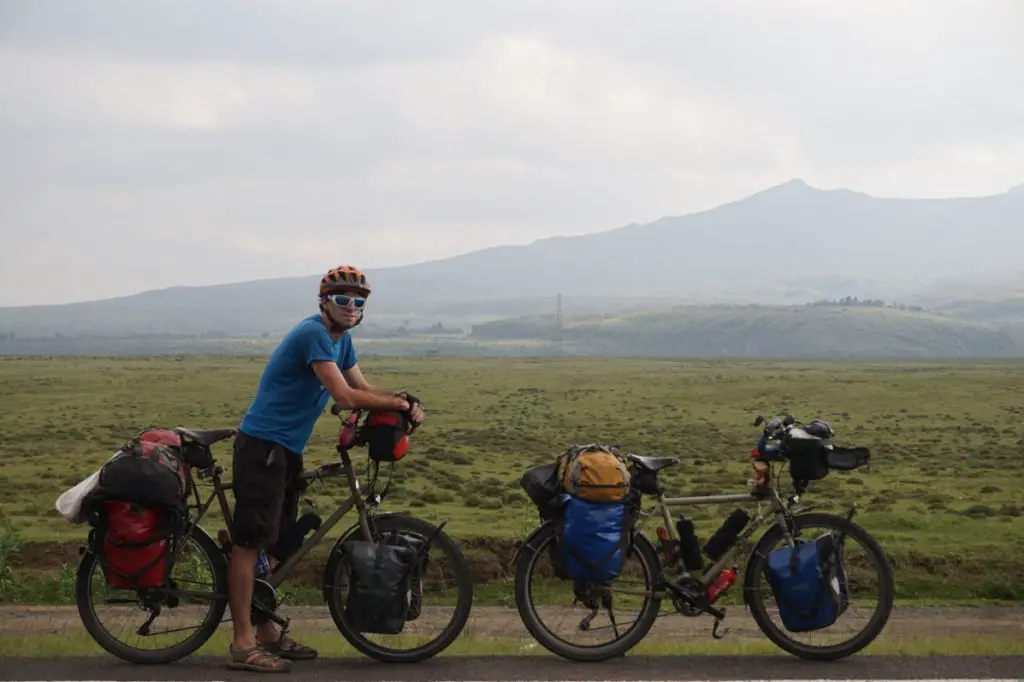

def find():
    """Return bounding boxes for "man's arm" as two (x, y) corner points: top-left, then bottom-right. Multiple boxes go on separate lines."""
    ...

(312, 361), (408, 412)
(342, 364), (397, 397)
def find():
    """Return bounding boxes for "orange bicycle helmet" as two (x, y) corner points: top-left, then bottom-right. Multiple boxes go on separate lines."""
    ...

(319, 265), (371, 298)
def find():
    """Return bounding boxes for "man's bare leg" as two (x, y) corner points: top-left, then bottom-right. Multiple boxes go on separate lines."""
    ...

(228, 546), (259, 650)
(255, 555), (281, 644)
(226, 546), (289, 671)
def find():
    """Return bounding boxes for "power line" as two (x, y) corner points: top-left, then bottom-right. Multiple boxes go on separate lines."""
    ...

(555, 293), (563, 355)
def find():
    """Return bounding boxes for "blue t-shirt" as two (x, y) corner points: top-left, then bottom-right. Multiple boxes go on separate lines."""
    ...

(239, 314), (357, 456)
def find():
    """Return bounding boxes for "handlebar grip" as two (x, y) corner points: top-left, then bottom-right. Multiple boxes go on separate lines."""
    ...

(330, 403), (343, 416)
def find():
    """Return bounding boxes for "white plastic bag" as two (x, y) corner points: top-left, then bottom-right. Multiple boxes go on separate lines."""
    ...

(54, 451), (119, 524)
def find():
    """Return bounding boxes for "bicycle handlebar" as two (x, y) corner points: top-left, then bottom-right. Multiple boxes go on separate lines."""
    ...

(329, 400), (421, 434)
(751, 413), (800, 462)
(753, 413), (796, 434)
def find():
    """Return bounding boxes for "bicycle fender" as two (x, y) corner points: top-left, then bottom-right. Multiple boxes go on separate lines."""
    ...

(510, 520), (555, 568)
(631, 529), (660, 562)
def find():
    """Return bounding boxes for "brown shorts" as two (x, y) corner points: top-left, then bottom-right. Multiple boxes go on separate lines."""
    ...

(231, 430), (304, 554)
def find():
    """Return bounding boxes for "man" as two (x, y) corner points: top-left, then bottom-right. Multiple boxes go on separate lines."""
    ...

(226, 264), (423, 673)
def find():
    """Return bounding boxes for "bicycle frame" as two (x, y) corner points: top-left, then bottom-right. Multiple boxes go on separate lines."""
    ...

(184, 439), (379, 591)
(652, 485), (802, 587)
(609, 464), (818, 601)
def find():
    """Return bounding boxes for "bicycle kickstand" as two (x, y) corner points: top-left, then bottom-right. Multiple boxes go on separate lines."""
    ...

(712, 612), (729, 640)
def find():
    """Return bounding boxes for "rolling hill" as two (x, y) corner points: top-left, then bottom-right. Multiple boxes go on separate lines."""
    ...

(1, 178), (1022, 352)
(469, 304), (1024, 358)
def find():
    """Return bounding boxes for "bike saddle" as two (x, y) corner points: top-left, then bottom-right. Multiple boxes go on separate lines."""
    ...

(177, 427), (237, 446)
(627, 453), (679, 472)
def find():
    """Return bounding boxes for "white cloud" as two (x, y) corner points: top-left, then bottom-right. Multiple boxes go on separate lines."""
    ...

(0, 47), (322, 131)
(1, 0), (1023, 305)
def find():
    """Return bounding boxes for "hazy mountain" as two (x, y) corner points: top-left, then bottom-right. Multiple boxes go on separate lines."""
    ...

(470, 304), (1024, 358)
(1, 179), (1022, 341)
(359, 178), (1022, 301)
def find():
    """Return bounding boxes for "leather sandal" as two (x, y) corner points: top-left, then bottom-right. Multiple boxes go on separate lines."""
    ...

(226, 644), (292, 673)
(260, 634), (318, 661)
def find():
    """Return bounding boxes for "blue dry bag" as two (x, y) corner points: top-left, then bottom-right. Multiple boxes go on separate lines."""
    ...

(555, 496), (630, 582)
(765, 531), (849, 633)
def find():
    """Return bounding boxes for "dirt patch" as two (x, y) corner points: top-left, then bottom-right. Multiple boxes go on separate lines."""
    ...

(9, 541), (83, 569)
(894, 549), (1023, 576)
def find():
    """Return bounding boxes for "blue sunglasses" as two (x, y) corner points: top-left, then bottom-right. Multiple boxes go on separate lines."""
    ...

(327, 294), (367, 308)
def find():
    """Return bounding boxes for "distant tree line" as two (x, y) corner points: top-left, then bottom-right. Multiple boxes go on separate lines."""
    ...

(806, 296), (923, 312)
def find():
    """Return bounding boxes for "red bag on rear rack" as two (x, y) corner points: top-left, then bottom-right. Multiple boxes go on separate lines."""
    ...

(100, 500), (174, 590)
(97, 430), (190, 507)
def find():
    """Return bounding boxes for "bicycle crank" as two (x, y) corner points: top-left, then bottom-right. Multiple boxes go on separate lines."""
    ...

(250, 578), (290, 631)
(666, 576), (725, 620)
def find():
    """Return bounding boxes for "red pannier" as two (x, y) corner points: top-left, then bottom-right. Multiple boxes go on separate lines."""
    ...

(100, 500), (171, 590)
(88, 428), (191, 590)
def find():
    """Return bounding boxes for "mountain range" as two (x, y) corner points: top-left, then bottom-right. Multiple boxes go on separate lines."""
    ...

(2, 179), (1023, 357)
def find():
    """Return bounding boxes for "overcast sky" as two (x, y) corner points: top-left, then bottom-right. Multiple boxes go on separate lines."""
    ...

(1, 0), (1021, 306)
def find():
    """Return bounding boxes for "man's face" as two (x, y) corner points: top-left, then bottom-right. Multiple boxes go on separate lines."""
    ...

(324, 290), (367, 329)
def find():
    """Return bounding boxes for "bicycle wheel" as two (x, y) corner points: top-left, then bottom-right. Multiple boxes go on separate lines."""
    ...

(743, 511), (895, 661)
(76, 524), (228, 664)
(513, 522), (662, 662)
(323, 513), (474, 663)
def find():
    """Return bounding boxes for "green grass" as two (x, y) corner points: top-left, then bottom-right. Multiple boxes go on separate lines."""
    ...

(1, 356), (1023, 604)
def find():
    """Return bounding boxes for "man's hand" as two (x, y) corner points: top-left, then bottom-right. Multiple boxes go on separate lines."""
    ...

(409, 401), (424, 427)
(396, 391), (424, 429)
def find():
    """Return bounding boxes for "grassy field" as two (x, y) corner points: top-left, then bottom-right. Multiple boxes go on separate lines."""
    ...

(1, 356), (1023, 606)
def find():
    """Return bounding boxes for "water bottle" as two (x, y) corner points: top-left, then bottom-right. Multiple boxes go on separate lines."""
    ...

(254, 551), (271, 579)
(675, 515), (706, 572)
(707, 567), (736, 603)
(702, 508), (751, 561)
(269, 502), (323, 566)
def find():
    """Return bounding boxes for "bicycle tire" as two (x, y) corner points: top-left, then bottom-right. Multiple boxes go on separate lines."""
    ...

(76, 524), (229, 665)
(742, 511), (895, 661)
(322, 514), (474, 663)
(513, 522), (662, 662)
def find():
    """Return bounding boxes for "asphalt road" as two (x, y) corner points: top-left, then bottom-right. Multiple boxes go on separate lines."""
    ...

(1, 655), (1022, 681)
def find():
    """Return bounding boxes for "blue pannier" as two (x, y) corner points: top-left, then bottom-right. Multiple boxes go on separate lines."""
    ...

(765, 531), (850, 633)
(555, 496), (630, 582)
